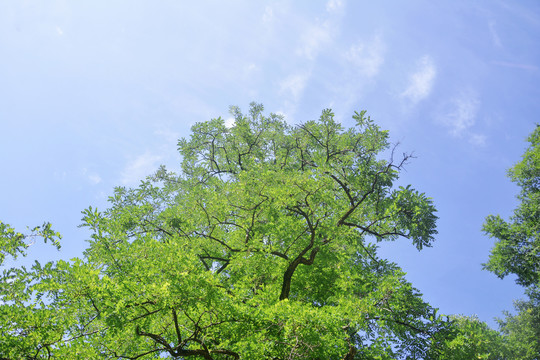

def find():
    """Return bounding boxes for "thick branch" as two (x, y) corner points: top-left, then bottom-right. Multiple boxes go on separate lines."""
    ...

(342, 345), (357, 360)
(172, 308), (182, 344)
(326, 172), (354, 206)
(136, 327), (214, 360)
(279, 210), (320, 300)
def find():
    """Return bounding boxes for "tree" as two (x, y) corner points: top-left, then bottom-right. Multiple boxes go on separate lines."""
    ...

(483, 125), (539, 288)
(435, 315), (508, 360)
(1, 104), (454, 359)
(0, 221), (63, 359)
(482, 124), (540, 360)
(496, 287), (540, 359)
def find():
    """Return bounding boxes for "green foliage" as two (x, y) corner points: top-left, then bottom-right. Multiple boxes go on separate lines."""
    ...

(0, 221), (61, 265)
(435, 315), (509, 360)
(2, 104), (453, 359)
(0, 221), (64, 358)
(496, 287), (540, 359)
(483, 125), (539, 288)
(481, 124), (540, 360)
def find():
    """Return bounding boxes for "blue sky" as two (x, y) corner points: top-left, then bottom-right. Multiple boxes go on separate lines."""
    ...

(1, 1), (539, 328)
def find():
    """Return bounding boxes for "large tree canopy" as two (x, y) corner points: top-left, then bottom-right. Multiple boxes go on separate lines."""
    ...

(1, 104), (454, 359)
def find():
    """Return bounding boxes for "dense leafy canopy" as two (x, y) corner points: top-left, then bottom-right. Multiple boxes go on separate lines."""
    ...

(0, 104), (470, 359)
(436, 315), (508, 360)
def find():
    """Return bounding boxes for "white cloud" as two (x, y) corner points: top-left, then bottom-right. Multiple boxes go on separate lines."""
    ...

(242, 63), (259, 81)
(262, 6), (274, 23)
(224, 117), (235, 128)
(81, 168), (102, 185)
(326, 0), (344, 13)
(401, 55), (436, 105)
(344, 36), (385, 77)
(297, 22), (332, 60)
(469, 133), (487, 146)
(120, 152), (162, 186)
(273, 109), (295, 124)
(438, 90), (484, 144)
(56, 26), (63, 36)
(295, 0), (345, 61)
(279, 71), (311, 101)
(88, 174), (102, 185)
(154, 128), (180, 146)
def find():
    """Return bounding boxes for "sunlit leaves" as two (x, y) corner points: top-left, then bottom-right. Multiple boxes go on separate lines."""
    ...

(482, 125), (540, 359)
(2, 103), (451, 359)
(483, 125), (539, 288)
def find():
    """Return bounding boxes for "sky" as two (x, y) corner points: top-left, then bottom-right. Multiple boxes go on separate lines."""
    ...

(1, 1), (539, 329)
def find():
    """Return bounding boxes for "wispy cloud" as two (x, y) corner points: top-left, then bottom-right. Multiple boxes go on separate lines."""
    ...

(245, 63), (257, 73)
(297, 1), (345, 61)
(443, 92), (479, 136)
(468, 133), (487, 146)
(56, 26), (63, 36)
(326, 0), (344, 13)
(152, 128), (183, 172)
(154, 128), (180, 147)
(81, 168), (102, 185)
(87, 173), (102, 185)
(401, 55), (436, 105)
(297, 22), (333, 60)
(279, 71), (311, 102)
(439, 90), (485, 145)
(344, 35), (385, 78)
(262, 5), (274, 24)
(120, 152), (162, 186)
(493, 61), (539, 71)
(488, 21), (502, 48)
